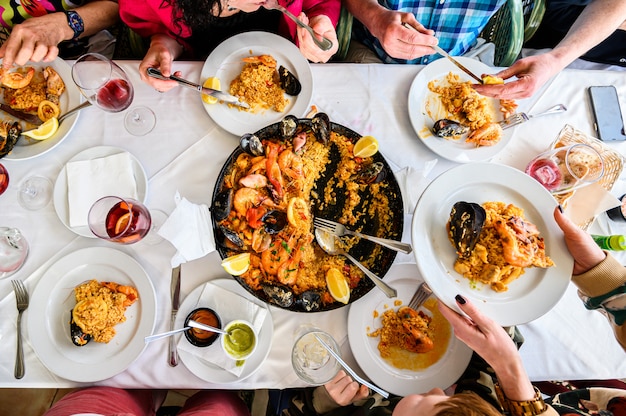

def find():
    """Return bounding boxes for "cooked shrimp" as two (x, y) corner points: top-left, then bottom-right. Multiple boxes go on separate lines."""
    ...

(261, 236), (295, 275)
(276, 241), (303, 285)
(493, 218), (536, 267)
(43, 66), (65, 103)
(233, 188), (267, 217)
(266, 141), (284, 200)
(278, 149), (303, 192)
(397, 307), (434, 353)
(466, 123), (503, 147)
(1, 66), (35, 89)
(242, 55), (277, 67)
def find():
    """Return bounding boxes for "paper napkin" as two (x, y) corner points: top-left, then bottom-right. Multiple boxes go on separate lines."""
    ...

(157, 192), (215, 267)
(394, 160), (438, 214)
(177, 283), (268, 377)
(564, 183), (620, 226)
(66, 152), (138, 227)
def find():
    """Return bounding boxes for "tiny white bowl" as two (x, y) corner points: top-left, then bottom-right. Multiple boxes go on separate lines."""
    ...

(221, 319), (258, 361)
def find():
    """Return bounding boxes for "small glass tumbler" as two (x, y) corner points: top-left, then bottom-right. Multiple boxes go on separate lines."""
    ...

(525, 143), (604, 194)
(291, 326), (342, 385)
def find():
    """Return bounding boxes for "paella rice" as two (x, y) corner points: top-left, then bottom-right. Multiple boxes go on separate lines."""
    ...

(229, 54), (288, 112)
(72, 279), (138, 344)
(449, 201), (554, 292)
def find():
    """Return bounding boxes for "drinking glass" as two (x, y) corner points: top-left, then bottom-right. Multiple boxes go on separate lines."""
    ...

(0, 164), (9, 195)
(291, 326), (342, 385)
(525, 143), (604, 194)
(0, 227), (29, 278)
(71, 53), (156, 136)
(17, 176), (53, 210)
(88, 196), (152, 244)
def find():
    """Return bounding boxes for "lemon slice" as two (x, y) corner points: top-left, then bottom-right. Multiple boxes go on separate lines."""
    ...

(114, 212), (132, 235)
(22, 117), (59, 141)
(287, 197), (309, 228)
(326, 268), (350, 304)
(482, 75), (504, 85)
(202, 77), (221, 104)
(353, 135), (379, 158)
(222, 253), (251, 276)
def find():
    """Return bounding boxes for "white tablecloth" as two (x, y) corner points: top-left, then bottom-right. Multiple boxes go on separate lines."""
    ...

(1, 61), (625, 389)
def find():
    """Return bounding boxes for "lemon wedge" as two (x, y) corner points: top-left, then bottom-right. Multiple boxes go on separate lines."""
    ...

(222, 253), (251, 276)
(202, 77), (221, 104)
(114, 212), (132, 235)
(326, 268), (350, 304)
(22, 117), (59, 141)
(482, 75), (504, 85)
(353, 135), (379, 158)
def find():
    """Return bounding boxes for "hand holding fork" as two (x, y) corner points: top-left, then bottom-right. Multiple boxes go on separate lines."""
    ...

(313, 217), (413, 254)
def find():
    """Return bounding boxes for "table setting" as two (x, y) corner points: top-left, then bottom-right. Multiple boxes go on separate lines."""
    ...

(1, 30), (626, 394)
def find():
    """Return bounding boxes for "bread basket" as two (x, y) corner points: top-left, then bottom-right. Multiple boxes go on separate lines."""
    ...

(551, 124), (625, 229)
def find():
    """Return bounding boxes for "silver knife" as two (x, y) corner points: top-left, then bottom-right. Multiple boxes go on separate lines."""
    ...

(146, 68), (250, 109)
(169, 264), (181, 367)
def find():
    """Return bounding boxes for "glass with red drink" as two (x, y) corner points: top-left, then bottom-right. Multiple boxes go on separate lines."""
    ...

(0, 164), (9, 196)
(88, 196), (152, 244)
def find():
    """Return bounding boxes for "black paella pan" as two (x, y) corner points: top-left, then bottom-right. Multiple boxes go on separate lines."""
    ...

(210, 114), (404, 312)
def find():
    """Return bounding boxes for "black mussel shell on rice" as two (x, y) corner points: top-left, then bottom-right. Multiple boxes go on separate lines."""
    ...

(448, 201), (486, 258)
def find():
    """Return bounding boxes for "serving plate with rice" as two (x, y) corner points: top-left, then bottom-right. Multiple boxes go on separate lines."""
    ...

(412, 162), (573, 326)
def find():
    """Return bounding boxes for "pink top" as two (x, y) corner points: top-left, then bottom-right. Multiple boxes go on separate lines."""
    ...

(119, 0), (340, 56)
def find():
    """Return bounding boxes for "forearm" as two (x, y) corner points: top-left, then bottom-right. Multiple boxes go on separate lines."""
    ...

(149, 33), (184, 60)
(492, 356), (536, 402)
(73, 1), (120, 38)
(548, 0), (626, 69)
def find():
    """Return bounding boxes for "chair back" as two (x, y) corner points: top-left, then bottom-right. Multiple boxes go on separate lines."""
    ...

(333, 6), (354, 61)
(522, 0), (546, 42)
(479, 0), (524, 66)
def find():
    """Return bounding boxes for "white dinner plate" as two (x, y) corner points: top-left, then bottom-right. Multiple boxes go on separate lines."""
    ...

(412, 163), (573, 326)
(407, 57), (512, 163)
(175, 278), (274, 383)
(200, 31), (313, 136)
(347, 264), (473, 396)
(2, 57), (82, 161)
(52, 146), (148, 238)
(28, 247), (157, 382)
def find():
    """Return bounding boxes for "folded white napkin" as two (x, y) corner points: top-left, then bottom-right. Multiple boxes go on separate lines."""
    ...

(394, 160), (438, 214)
(66, 152), (138, 227)
(564, 182), (620, 227)
(157, 192), (215, 267)
(177, 283), (268, 377)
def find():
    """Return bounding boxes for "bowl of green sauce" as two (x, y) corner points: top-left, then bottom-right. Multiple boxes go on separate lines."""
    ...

(221, 319), (258, 361)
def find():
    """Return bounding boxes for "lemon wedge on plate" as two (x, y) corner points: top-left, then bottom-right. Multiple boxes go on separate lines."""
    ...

(222, 252), (251, 276)
(22, 117), (59, 141)
(326, 267), (350, 304)
(353, 135), (379, 158)
(202, 77), (221, 104)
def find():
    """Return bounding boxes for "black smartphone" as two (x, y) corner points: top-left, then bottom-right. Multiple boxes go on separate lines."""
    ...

(588, 85), (626, 141)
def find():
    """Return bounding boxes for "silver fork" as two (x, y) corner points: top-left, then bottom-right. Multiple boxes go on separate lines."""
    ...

(263, 0), (333, 51)
(498, 104), (567, 130)
(313, 217), (413, 254)
(11, 280), (29, 379)
(408, 282), (432, 310)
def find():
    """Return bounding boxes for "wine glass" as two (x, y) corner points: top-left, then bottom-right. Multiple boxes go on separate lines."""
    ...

(0, 164), (9, 195)
(291, 325), (341, 385)
(17, 176), (53, 210)
(71, 53), (156, 136)
(88, 196), (164, 244)
(0, 227), (29, 278)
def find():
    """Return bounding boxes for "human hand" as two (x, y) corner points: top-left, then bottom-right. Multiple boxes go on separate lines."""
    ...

(368, 10), (436, 60)
(0, 13), (69, 68)
(324, 370), (370, 406)
(553, 206), (606, 275)
(138, 34), (183, 92)
(296, 14), (338, 63)
(473, 53), (563, 99)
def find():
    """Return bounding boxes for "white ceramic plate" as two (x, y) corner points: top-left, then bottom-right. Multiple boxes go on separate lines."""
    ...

(52, 146), (148, 238)
(28, 247), (157, 382)
(175, 278), (274, 383)
(2, 57), (82, 161)
(200, 31), (313, 136)
(407, 57), (512, 163)
(412, 163), (573, 326)
(347, 264), (473, 396)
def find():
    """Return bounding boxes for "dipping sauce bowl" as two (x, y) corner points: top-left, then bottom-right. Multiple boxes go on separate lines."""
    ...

(184, 307), (221, 347)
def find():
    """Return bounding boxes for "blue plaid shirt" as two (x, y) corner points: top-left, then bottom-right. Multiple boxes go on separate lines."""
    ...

(354, 0), (506, 64)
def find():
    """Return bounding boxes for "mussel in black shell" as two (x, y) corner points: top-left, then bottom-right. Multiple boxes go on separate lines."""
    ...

(211, 188), (233, 222)
(447, 202), (486, 258)
(279, 115), (299, 138)
(240, 133), (264, 156)
(262, 283), (294, 308)
(261, 210), (287, 234)
(219, 224), (245, 248)
(296, 291), (322, 312)
(311, 112), (330, 144)
(0, 121), (21, 159)
(356, 162), (386, 184)
(278, 65), (302, 96)
(433, 119), (469, 138)
(70, 309), (92, 347)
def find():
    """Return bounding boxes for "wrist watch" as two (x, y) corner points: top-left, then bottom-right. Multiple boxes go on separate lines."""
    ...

(494, 383), (548, 416)
(64, 10), (84, 41)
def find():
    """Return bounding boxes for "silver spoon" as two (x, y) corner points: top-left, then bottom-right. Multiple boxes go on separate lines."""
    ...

(188, 319), (230, 335)
(263, 0), (333, 51)
(58, 101), (93, 123)
(315, 228), (397, 298)
(144, 326), (191, 343)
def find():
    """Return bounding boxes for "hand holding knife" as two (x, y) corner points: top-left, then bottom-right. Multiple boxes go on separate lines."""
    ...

(169, 264), (181, 367)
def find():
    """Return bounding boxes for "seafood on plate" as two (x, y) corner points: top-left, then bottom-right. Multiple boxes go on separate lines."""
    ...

(447, 201), (554, 292)
(69, 279), (139, 346)
(229, 54), (301, 113)
(428, 72), (517, 147)
(212, 113), (400, 311)
(0, 121), (21, 159)
(367, 298), (451, 371)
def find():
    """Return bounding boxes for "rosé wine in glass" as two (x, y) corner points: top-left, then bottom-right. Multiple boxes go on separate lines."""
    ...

(89, 196), (152, 244)
(0, 164), (9, 195)
(97, 79), (133, 112)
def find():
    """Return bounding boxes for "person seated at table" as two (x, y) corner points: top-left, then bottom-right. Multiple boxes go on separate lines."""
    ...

(341, 0), (506, 64)
(474, 0), (626, 99)
(553, 205), (626, 351)
(0, 0), (120, 68)
(118, 0), (340, 92)
(43, 387), (250, 416)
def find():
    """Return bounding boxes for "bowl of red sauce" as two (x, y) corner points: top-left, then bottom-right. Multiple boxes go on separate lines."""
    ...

(184, 307), (221, 347)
